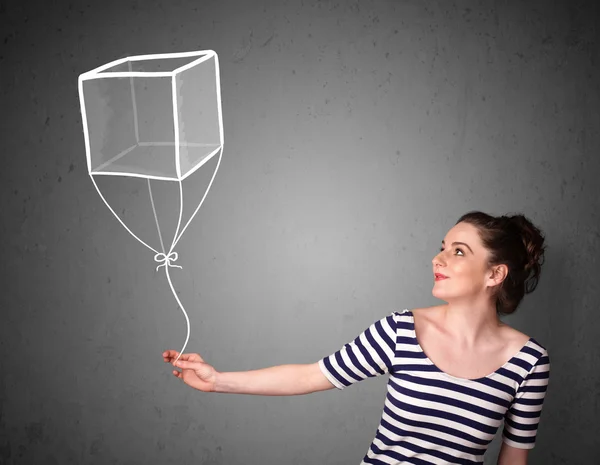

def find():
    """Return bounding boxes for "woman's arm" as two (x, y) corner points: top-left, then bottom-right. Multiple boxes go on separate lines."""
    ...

(214, 362), (337, 396)
(497, 442), (529, 465)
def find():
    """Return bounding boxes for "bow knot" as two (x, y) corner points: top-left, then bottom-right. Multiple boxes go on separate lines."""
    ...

(154, 251), (182, 271)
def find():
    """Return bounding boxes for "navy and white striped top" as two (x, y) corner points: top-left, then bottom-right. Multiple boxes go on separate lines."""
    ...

(318, 308), (550, 464)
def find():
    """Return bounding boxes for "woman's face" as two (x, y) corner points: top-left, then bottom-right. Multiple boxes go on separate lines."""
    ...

(431, 222), (496, 302)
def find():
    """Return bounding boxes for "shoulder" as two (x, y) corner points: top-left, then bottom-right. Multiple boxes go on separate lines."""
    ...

(499, 324), (534, 354)
(410, 305), (445, 327)
(497, 325), (551, 370)
(393, 305), (444, 336)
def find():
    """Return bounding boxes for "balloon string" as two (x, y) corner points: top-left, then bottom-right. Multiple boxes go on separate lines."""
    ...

(91, 144), (223, 366)
(147, 180), (189, 365)
(154, 252), (189, 365)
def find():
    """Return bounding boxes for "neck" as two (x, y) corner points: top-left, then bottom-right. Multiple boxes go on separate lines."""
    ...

(440, 300), (503, 348)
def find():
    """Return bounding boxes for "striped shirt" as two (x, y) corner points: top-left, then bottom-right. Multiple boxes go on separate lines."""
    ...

(318, 308), (550, 464)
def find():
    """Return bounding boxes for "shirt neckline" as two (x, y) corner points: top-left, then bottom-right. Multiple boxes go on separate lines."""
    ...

(404, 308), (534, 383)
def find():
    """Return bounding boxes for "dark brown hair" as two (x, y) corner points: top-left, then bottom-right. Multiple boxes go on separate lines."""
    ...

(456, 211), (547, 316)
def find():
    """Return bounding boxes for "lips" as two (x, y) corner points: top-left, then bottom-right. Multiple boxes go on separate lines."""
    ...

(434, 273), (448, 279)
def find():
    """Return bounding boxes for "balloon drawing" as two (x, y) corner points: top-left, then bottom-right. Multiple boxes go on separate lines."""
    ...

(78, 50), (224, 363)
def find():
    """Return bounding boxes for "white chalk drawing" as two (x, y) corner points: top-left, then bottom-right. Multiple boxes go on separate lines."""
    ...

(78, 50), (224, 363)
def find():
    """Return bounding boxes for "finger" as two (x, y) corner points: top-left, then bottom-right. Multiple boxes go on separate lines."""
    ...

(163, 350), (180, 360)
(174, 360), (199, 369)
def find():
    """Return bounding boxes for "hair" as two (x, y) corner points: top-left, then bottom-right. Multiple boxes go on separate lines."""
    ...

(455, 211), (547, 316)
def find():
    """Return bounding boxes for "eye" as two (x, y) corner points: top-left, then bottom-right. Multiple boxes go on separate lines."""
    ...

(439, 247), (464, 256)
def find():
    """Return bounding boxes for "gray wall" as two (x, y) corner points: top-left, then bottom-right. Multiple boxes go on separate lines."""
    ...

(2, 0), (599, 463)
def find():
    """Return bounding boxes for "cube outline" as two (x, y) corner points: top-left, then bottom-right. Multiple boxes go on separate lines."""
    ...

(78, 50), (224, 182)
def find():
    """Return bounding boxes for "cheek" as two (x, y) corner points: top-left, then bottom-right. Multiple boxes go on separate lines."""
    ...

(454, 262), (485, 282)
(453, 262), (472, 275)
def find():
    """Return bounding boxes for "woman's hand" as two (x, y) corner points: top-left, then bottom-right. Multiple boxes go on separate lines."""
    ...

(162, 350), (218, 392)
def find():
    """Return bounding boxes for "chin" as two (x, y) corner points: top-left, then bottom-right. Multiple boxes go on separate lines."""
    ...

(432, 287), (454, 301)
(432, 290), (445, 301)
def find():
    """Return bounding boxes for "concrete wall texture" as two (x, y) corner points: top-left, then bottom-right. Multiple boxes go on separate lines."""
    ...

(1, 0), (599, 463)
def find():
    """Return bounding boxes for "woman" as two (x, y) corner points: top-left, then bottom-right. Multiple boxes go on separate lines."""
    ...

(163, 211), (550, 465)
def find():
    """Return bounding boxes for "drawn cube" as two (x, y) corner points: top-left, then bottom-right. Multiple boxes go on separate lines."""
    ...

(78, 51), (223, 181)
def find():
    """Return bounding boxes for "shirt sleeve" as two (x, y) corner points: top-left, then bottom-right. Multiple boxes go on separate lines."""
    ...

(502, 348), (550, 449)
(318, 312), (398, 390)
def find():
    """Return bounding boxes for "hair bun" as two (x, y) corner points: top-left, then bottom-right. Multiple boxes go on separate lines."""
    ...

(509, 214), (546, 293)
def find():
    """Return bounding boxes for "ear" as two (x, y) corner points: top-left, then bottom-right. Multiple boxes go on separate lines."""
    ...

(488, 264), (508, 287)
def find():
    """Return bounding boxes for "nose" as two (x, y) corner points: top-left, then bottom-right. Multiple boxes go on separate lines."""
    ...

(432, 251), (444, 267)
